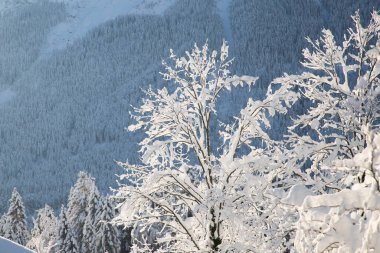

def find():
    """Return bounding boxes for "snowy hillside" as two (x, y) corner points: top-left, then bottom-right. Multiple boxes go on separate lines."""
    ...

(0, 0), (379, 218)
(0, 237), (35, 253)
(41, 0), (176, 56)
(0, 0), (225, 213)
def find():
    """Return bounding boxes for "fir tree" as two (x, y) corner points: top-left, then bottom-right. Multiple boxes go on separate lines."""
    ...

(82, 187), (101, 253)
(67, 171), (99, 250)
(27, 204), (58, 252)
(1, 188), (29, 246)
(94, 197), (121, 253)
(0, 214), (5, 236)
(56, 205), (79, 253)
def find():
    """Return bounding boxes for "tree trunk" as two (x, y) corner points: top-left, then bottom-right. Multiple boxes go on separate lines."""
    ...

(209, 207), (222, 252)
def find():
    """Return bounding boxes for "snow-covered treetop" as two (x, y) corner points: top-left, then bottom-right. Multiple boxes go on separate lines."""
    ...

(115, 40), (298, 252)
(128, 41), (259, 168)
(27, 205), (57, 253)
(272, 10), (380, 192)
(2, 188), (29, 246)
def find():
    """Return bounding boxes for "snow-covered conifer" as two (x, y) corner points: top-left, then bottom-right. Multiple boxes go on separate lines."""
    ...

(27, 204), (57, 253)
(94, 197), (121, 253)
(67, 171), (99, 251)
(56, 205), (79, 253)
(1, 188), (29, 246)
(82, 187), (101, 253)
(0, 214), (5, 235)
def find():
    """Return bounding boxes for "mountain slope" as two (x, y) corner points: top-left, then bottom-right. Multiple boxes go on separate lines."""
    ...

(41, 0), (176, 56)
(0, 0), (224, 213)
(0, 0), (379, 215)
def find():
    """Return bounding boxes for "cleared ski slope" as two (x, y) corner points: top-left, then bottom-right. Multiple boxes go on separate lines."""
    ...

(40, 0), (176, 56)
(216, 0), (233, 45)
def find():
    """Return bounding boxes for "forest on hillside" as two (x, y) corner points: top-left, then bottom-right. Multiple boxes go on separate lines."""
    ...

(0, 0), (379, 216)
(1, 6), (380, 251)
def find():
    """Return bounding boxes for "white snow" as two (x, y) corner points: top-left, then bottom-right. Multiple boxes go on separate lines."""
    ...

(295, 131), (380, 253)
(216, 0), (233, 45)
(0, 236), (35, 253)
(282, 184), (314, 206)
(296, 187), (380, 253)
(40, 0), (176, 57)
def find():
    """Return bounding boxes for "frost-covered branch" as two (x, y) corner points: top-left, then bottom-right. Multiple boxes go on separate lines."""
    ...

(114, 41), (291, 252)
(273, 10), (380, 192)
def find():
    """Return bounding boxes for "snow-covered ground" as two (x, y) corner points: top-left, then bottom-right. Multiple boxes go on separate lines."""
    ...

(0, 237), (35, 253)
(40, 0), (176, 56)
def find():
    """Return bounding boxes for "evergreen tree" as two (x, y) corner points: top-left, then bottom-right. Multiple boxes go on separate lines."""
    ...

(27, 204), (58, 252)
(1, 188), (29, 246)
(82, 187), (101, 253)
(67, 171), (99, 250)
(94, 197), (121, 253)
(0, 214), (5, 236)
(56, 205), (79, 253)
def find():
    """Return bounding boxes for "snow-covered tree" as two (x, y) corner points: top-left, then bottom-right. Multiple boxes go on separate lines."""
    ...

(273, 10), (380, 193)
(93, 196), (121, 253)
(269, 10), (380, 251)
(67, 171), (99, 251)
(1, 188), (29, 246)
(27, 205), (58, 253)
(0, 214), (5, 235)
(295, 130), (380, 253)
(82, 187), (101, 253)
(56, 205), (79, 253)
(114, 41), (295, 252)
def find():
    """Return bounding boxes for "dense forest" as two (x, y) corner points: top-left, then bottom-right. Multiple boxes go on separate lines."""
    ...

(0, 0), (380, 252)
(0, 0), (378, 215)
